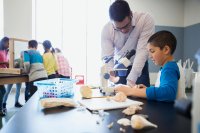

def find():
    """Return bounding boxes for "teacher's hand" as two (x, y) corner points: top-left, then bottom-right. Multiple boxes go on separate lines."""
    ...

(127, 79), (135, 87)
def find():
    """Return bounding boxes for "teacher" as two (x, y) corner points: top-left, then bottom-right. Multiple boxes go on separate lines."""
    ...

(101, 0), (155, 87)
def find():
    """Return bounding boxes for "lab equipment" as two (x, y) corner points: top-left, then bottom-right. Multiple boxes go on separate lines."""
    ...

(114, 49), (136, 76)
(100, 56), (119, 94)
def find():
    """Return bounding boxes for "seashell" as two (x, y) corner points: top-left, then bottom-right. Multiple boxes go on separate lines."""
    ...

(122, 105), (142, 115)
(131, 115), (158, 130)
(107, 122), (114, 129)
(112, 92), (127, 102)
(137, 114), (149, 119)
(80, 85), (92, 98)
(117, 118), (131, 126)
(133, 102), (144, 106)
(40, 98), (77, 108)
(119, 127), (126, 132)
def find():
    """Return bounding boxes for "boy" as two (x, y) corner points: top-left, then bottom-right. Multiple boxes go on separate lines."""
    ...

(115, 30), (181, 102)
(23, 40), (48, 99)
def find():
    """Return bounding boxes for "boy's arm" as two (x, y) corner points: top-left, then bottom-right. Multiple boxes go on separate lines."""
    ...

(22, 62), (30, 74)
(23, 51), (30, 73)
(115, 84), (147, 98)
(146, 68), (179, 102)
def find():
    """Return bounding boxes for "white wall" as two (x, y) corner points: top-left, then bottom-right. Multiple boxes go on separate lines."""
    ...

(3, 0), (200, 39)
(127, 0), (184, 27)
(0, 0), (3, 37)
(184, 0), (200, 27)
(4, 0), (32, 39)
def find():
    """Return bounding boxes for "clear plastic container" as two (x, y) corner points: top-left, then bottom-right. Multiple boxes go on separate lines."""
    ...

(34, 78), (77, 99)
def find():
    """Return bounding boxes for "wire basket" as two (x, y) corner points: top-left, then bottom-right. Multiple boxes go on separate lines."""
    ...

(34, 78), (77, 99)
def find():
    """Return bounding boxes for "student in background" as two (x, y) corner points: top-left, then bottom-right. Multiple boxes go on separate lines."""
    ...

(42, 40), (58, 79)
(115, 31), (181, 102)
(3, 83), (22, 109)
(2, 53), (24, 111)
(54, 48), (71, 78)
(24, 82), (30, 102)
(18, 51), (30, 102)
(0, 37), (9, 68)
(23, 40), (48, 99)
(0, 37), (9, 116)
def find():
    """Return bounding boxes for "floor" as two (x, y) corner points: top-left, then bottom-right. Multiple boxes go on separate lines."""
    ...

(0, 87), (26, 129)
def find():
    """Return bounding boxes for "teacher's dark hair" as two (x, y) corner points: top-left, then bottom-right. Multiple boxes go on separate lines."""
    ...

(109, 0), (131, 22)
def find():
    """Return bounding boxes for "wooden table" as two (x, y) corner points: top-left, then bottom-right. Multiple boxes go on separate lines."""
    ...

(0, 74), (28, 85)
(0, 89), (191, 133)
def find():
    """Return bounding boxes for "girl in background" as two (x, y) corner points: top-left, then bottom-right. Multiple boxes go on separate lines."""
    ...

(2, 51), (24, 110)
(55, 48), (71, 78)
(42, 40), (58, 79)
(0, 37), (9, 116)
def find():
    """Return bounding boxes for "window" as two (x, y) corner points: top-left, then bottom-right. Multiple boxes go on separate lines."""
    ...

(34, 0), (110, 85)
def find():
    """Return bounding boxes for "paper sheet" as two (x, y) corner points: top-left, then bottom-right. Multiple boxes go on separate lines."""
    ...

(78, 98), (143, 111)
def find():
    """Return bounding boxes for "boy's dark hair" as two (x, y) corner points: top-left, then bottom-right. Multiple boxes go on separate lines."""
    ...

(28, 40), (38, 48)
(147, 30), (177, 54)
(109, 0), (131, 22)
(0, 36), (9, 50)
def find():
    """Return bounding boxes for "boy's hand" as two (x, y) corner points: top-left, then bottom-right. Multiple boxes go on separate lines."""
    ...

(136, 84), (146, 89)
(20, 68), (27, 74)
(114, 84), (133, 96)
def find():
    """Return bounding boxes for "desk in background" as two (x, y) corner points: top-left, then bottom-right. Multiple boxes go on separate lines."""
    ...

(0, 89), (191, 133)
(0, 74), (28, 85)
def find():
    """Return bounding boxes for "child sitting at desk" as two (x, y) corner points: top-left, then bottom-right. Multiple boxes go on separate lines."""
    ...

(115, 30), (184, 102)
